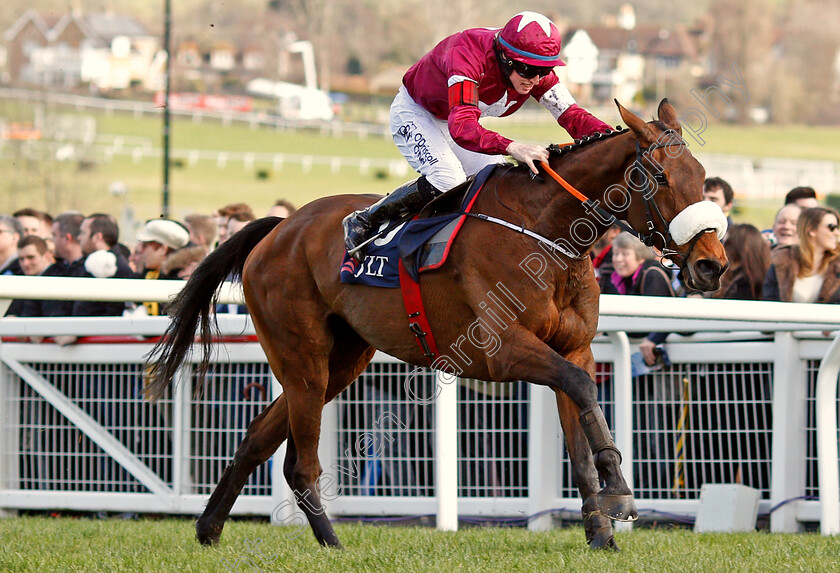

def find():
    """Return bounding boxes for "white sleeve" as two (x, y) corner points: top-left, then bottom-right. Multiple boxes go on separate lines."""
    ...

(538, 83), (577, 121)
(447, 74), (477, 87)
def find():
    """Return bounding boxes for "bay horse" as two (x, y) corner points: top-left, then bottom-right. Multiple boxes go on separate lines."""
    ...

(147, 100), (727, 551)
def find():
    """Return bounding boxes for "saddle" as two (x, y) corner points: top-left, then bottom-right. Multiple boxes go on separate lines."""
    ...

(339, 164), (496, 287)
(417, 174), (479, 219)
(339, 164), (497, 366)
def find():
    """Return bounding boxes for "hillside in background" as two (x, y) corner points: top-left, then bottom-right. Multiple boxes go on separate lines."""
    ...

(0, 0), (712, 33)
(3, 1), (839, 125)
(0, 0), (712, 63)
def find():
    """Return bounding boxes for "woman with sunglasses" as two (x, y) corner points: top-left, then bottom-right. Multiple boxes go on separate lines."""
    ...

(344, 11), (612, 261)
(763, 206), (840, 303)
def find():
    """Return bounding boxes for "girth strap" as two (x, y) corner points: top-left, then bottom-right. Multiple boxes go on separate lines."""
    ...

(398, 258), (440, 366)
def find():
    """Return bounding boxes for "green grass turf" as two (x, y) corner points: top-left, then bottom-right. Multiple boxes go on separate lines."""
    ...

(0, 516), (837, 572)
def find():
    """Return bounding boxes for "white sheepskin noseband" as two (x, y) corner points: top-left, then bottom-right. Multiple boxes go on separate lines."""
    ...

(668, 201), (728, 246)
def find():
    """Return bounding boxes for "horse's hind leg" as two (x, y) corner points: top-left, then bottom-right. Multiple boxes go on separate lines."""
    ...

(277, 352), (340, 547)
(196, 395), (290, 546)
(280, 324), (375, 548)
(195, 327), (374, 547)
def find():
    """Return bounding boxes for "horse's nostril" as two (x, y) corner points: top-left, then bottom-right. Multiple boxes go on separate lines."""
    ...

(695, 259), (723, 279)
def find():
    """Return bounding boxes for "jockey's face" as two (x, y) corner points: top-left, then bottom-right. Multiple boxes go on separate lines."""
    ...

(508, 68), (541, 96)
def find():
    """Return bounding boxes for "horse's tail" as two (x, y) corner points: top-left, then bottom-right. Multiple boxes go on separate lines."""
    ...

(145, 216), (284, 400)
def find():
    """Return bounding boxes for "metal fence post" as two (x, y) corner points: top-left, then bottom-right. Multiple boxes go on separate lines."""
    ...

(816, 333), (840, 535)
(172, 363), (193, 508)
(527, 385), (560, 531)
(771, 332), (807, 532)
(0, 352), (20, 517)
(435, 370), (458, 531)
(609, 331), (634, 533)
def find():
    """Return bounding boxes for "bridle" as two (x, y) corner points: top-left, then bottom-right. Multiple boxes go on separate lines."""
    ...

(542, 129), (711, 271)
(461, 127), (724, 276)
(628, 132), (691, 269)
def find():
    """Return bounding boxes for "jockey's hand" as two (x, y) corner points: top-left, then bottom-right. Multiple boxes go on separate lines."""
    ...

(506, 141), (549, 175)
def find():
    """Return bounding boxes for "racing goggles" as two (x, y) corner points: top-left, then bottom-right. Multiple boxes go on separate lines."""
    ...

(508, 59), (554, 79)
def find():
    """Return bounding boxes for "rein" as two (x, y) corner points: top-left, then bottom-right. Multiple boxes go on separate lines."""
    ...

(453, 131), (691, 265)
(437, 128), (715, 269)
(540, 131), (703, 268)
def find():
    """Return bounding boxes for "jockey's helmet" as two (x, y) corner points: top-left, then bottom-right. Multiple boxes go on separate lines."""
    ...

(496, 11), (565, 78)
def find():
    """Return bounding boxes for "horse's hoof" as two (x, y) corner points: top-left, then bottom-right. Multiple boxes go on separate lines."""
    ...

(588, 532), (620, 551)
(196, 533), (220, 547)
(598, 494), (638, 522)
(196, 520), (222, 546)
(317, 534), (344, 549)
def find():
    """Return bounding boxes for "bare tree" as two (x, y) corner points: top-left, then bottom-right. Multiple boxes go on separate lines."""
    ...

(776, 0), (840, 123)
(271, 0), (340, 91)
(708, 0), (776, 123)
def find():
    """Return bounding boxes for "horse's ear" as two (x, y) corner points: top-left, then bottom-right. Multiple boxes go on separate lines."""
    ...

(657, 98), (682, 134)
(615, 99), (655, 145)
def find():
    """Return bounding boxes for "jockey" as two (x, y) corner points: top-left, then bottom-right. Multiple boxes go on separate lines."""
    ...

(343, 11), (613, 261)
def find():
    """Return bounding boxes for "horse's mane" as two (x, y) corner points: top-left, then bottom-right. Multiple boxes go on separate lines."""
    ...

(547, 126), (628, 159)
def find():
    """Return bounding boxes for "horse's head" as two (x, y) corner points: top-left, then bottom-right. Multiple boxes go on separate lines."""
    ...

(615, 99), (728, 292)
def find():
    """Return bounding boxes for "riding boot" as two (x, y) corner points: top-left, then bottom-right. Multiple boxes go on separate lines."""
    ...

(343, 176), (441, 261)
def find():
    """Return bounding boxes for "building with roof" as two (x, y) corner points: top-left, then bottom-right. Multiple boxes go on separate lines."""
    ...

(561, 4), (705, 106)
(3, 9), (162, 91)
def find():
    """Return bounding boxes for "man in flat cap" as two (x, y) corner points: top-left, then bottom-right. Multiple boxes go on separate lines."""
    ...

(135, 218), (190, 315)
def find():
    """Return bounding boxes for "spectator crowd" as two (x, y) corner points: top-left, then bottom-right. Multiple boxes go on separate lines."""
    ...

(3, 181), (835, 339)
(1, 198), (298, 336)
(593, 180), (835, 328)
(589, 179), (839, 498)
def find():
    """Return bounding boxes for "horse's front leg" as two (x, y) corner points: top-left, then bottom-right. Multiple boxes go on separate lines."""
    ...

(577, 402), (636, 521)
(555, 390), (618, 550)
(489, 331), (637, 528)
(554, 344), (636, 523)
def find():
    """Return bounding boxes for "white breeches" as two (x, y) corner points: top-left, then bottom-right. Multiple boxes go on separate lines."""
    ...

(389, 85), (506, 191)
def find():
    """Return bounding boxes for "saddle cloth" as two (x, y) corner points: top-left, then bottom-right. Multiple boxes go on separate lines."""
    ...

(339, 164), (495, 287)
